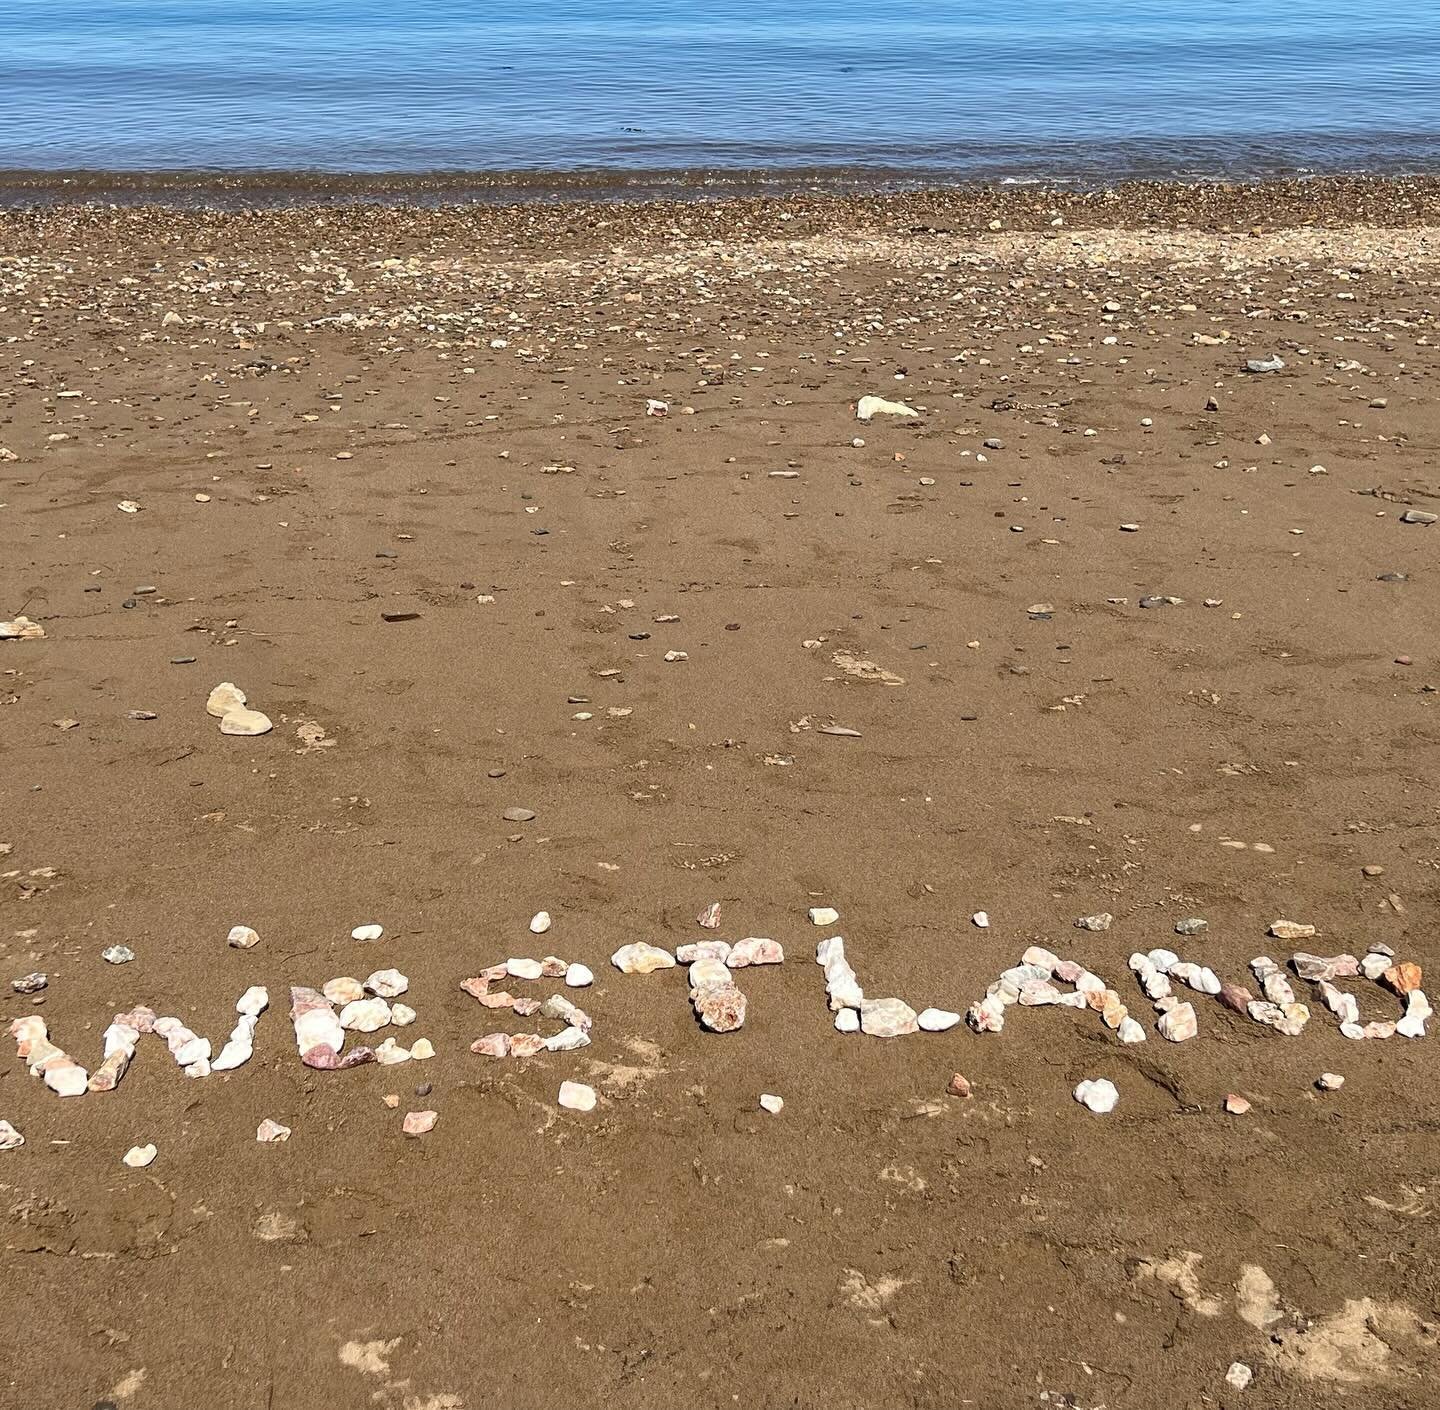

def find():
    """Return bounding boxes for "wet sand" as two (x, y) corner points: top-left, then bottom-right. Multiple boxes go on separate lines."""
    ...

(3, 177), (1440, 1409)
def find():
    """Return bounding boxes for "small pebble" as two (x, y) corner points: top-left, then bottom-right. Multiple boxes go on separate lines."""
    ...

(565, 962), (594, 988)
(972, 911), (990, 928)
(402, 1110), (438, 1136)
(101, 945), (134, 965)
(227, 925), (261, 950)
(947, 1073), (972, 1098)
(1224, 1093), (1251, 1115)
(502, 806), (537, 822)
(1226, 1362), (1254, 1391)
(759, 1093), (784, 1114)
(11, 972), (47, 994)
(558, 1080), (597, 1112)
(808, 906), (840, 926)
(1317, 1072), (1345, 1091)
(529, 910), (552, 934)
(255, 1119), (291, 1143)
(122, 1143), (157, 1168)
(351, 923), (384, 942)
(1074, 1078), (1119, 1114)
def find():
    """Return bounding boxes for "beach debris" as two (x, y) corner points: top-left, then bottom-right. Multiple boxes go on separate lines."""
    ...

(947, 1073), (973, 1098)
(0, 616), (45, 640)
(808, 906), (840, 926)
(1245, 356), (1285, 373)
(917, 1007), (961, 1032)
(759, 1093), (784, 1114)
(1226, 1362), (1254, 1391)
(856, 395), (919, 421)
(213, 987), (268, 1070)
(696, 901), (722, 929)
(860, 997), (920, 1038)
(289, 986), (374, 1070)
(1224, 1094), (1252, 1115)
(1074, 1078), (1119, 1114)
(1317, 1072), (1345, 1091)
(558, 1080), (597, 1112)
(227, 924), (261, 950)
(529, 910), (552, 934)
(123, 1144), (157, 1168)
(206, 682), (247, 717)
(9, 1015), (88, 1096)
(565, 962), (594, 988)
(1075, 912), (1113, 932)
(11, 972), (47, 994)
(611, 942), (675, 974)
(402, 1110), (437, 1136)
(351, 923), (383, 941)
(365, 968), (408, 998)
(256, 1119), (291, 1143)
(101, 945), (135, 965)
(0, 1121), (23, 1151)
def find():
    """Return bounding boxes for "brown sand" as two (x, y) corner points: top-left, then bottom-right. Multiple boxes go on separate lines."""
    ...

(2, 178), (1440, 1408)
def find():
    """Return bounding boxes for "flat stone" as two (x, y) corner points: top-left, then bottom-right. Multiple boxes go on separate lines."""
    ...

(1269, 920), (1316, 940)
(339, 998), (391, 1033)
(971, 911), (990, 928)
(727, 937), (783, 967)
(11, 972), (47, 994)
(917, 1008), (961, 1032)
(506, 957), (543, 981)
(1158, 1002), (1198, 1042)
(470, 1033), (511, 1058)
(102, 945), (134, 965)
(808, 906), (840, 926)
(502, 807), (536, 822)
(390, 1003), (416, 1026)
(402, 1110), (437, 1136)
(1400, 509), (1438, 525)
(220, 707), (273, 736)
(558, 1080), (597, 1112)
(409, 1038), (435, 1060)
(759, 1093), (784, 1114)
(1174, 917), (1208, 936)
(1224, 1094), (1252, 1115)
(611, 943), (675, 974)
(364, 968), (408, 998)
(1076, 913), (1114, 932)
(351, 923), (383, 942)
(256, 1119), (291, 1143)
(1074, 1078), (1119, 1113)
(860, 997), (920, 1038)
(1317, 1072), (1345, 1091)
(0, 1120), (24, 1151)
(1226, 1362), (1253, 1392)
(323, 976), (365, 1005)
(374, 1038), (411, 1064)
(123, 1143), (158, 1168)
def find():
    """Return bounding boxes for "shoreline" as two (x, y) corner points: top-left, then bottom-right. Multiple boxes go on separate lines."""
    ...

(3, 168), (1440, 221)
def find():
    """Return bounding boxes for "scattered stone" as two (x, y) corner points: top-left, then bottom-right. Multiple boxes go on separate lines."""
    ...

(339, 998), (392, 1033)
(256, 1119), (291, 1143)
(409, 1038), (435, 1060)
(1074, 1078), (1119, 1114)
(1317, 1072), (1345, 1091)
(220, 707), (273, 736)
(835, 1008), (860, 1032)
(0, 616), (45, 640)
(506, 957), (543, 981)
(323, 976), (365, 1004)
(351, 923), (383, 941)
(565, 962), (594, 988)
(502, 806), (537, 822)
(402, 1110), (437, 1136)
(101, 945), (134, 965)
(123, 1144), (157, 1168)
(1175, 917), (1208, 936)
(972, 911), (990, 928)
(1245, 356), (1285, 373)
(0, 1120), (24, 1151)
(696, 900), (722, 929)
(692, 979), (747, 1032)
(127, 710), (158, 720)
(809, 906), (840, 926)
(1158, 1002), (1198, 1042)
(11, 972), (47, 994)
(529, 911), (552, 934)
(727, 936), (784, 967)
(206, 682), (247, 717)
(9, 1015), (88, 1095)
(1224, 1094), (1252, 1115)
(759, 1093), (784, 1114)
(856, 395), (919, 421)
(1268, 920), (1316, 941)
(1400, 509), (1438, 525)
(365, 968), (408, 998)
(227, 925), (261, 950)
(558, 1080), (597, 1112)
(947, 1073), (973, 1098)
(1226, 1362), (1254, 1391)
(1076, 913), (1113, 932)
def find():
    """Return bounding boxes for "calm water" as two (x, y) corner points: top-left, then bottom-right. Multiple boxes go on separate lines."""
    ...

(2, 0), (1439, 182)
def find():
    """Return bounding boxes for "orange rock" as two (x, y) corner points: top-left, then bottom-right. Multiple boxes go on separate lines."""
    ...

(1384, 962), (1423, 995)
(947, 1073), (973, 1098)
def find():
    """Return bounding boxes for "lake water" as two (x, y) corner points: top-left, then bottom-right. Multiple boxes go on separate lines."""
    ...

(2, 0), (1439, 184)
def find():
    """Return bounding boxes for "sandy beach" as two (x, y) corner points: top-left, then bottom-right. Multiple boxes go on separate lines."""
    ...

(3, 177), (1440, 1408)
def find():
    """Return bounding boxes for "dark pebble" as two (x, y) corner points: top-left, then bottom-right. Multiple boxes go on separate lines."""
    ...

(375, 550), (398, 559)
(487, 769), (506, 779)
(381, 611), (421, 622)
(170, 656), (196, 664)
(121, 598), (137, 609)
(983, 437), (1005, 449)
(1377, 572), (1408, 583)
(415, 1081), (433, 1097)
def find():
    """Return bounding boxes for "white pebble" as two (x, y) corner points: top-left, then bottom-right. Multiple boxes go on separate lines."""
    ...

(835, 1008), (860, 1033)
(529, 911), (552, 934)
(759, 1093), (784, 1114)
(918, 1008), (961, 1032)
(227, 924), (260, 950)
(558, 1080), (597, 1112)
(351, 923), (383, 942)
(1073, 1078), (1119, 1114)
(808, 906), (840, 927)
(565, 962), (594, 988)
(1317, 1072), (1345, 1091)
(123, 1143), (157, 1168)
(1226, 1362), (1254, 1391)
(972, 911), (990, 928)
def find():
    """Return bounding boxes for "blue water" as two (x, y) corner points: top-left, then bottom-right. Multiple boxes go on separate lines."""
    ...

(1, 0), (1438, 180)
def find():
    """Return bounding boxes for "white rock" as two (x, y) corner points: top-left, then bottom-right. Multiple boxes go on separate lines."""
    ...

(917, 1008), (961, 1032)
(390, 1003), (416, 1026)
(256, 1119), (291, 1143)
(856, 395), (919, 421)
(1269, 920), (1316, 941)
(1117, 1017), (1147, 1044)
(339, 998), (391, 1033)
(506, 957), (543, 981)
(1317, 1072), (1345, 1091)
(123, 1143), (157, 1168)
(0, 1120), (24, 1150)
(351, 923), (383, 942)
(323, 976), (365, 1005)
(759, 1093), (784, 1114)
(558, 1080), (597, 1112)
(1074, 1078), (1119, 1114)
(529, 911), (552, 934)
(409, 1039), (435, 1060)
(1397, 989), (1432, 1039)
(206, 682), (247, 718)
(1226, 1362), (1253, 1391)
(364, 968), (408, 998)
(219, 707), (272, 736)
(835, 1008), (860, 1032)
(373, 1037), (411, 1065)
(565, 962), (594, 988)
(971, 911), (990, 928)
(808, 906), (840, 926)
(543, 1025), (591, 1052)
(1075, 913), (1113, 932)
(611, 943), (675, 974)
(227, 924), (261, 950)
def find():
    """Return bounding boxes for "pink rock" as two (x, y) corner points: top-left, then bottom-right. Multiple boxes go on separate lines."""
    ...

(1054, 959), (1086, 984)
(947, 1073), (973, 1098)
(459, 976), (491, 1001)
(697, 901), (722, 930)
(479, 990), (517, 1009)
(727, 937), (784, 968)
(859, 997), (919, 1038)
(402, 1110), (437, 1136)
(470, 1033), (511, 1058)
(677, 940), (731, 963)
(511, 998), (542, 1017)
(1158, 1002), (1198, 1042)
(510, 1033), (547, 1057)
(256, 1119), (291, 1143)
(693, 982), (747, 1032)
(539, 956), (569, 978)
(1224, 1093), (1251, 1115)
(1219, 983), (1254, 1014)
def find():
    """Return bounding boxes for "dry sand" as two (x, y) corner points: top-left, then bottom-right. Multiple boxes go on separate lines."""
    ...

(2, 177), (1440, 1408)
